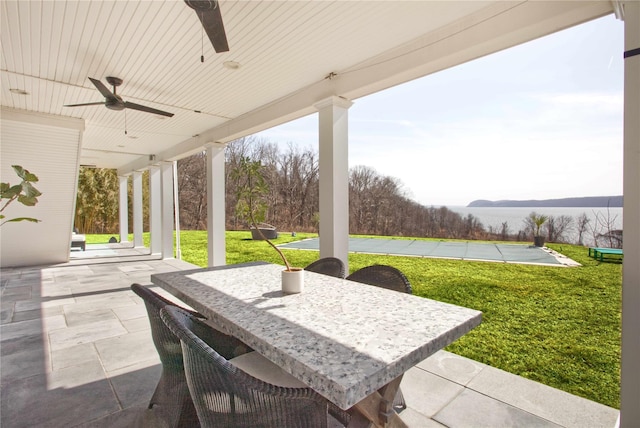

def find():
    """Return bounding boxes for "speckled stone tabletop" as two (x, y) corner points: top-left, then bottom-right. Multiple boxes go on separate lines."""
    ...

(151, 262), (482, 410)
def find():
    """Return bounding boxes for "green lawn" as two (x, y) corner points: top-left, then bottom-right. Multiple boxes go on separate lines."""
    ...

(87, 230), (621, 408)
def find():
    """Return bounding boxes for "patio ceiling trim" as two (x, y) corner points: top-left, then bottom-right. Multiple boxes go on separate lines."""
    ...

(117, 0), (613, 176)
(1, 107), (85, 131)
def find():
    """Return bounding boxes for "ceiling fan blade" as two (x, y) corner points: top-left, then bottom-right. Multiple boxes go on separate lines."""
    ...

(124, 101), (174, 117)
(88, 77), (116, 100)
(195, 2), (229, 53)
(64, 102), (106, 107)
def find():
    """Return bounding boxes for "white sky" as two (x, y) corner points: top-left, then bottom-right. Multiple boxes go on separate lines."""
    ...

(254, 15), (624, 207)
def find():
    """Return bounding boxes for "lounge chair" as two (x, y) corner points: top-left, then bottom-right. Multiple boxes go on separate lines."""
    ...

(588, 247), (623, 262)
(71, 229), (86, 251)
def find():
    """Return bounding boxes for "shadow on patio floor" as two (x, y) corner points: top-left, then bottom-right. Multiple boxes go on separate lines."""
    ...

(0, 250), (617, 427)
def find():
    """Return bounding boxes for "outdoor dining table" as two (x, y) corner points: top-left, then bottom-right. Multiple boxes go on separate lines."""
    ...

(151, 262), (482, 428)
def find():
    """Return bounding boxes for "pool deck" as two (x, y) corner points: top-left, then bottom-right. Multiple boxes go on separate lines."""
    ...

(0, 244), (614, 427)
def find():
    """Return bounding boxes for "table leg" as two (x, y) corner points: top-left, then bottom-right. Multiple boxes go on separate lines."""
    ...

(350, 376), (408, 428)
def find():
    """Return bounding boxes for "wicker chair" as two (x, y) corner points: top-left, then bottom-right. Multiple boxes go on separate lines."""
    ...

(159, 305), (341, 428)
(131, 284), (252, 427)
(346, 264), (412, 294)
(345, 265), (411, 411)
(304, 257), (346, 278)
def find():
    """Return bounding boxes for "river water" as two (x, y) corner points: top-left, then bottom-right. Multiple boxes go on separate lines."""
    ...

(448, 206), (623, 246)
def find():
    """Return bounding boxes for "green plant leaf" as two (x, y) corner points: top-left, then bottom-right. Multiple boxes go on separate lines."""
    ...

(22, 182), (42, 198)
(1, 184), (22, 199)
(2, 217), (40, 224)
(12, 165), (26, 178)
(11, 217), (40, 222)
(0, 166), (42, 225)
(17, 195), (39, 206)
(11, 165), (39, 182)
(24, 172), (39, 182)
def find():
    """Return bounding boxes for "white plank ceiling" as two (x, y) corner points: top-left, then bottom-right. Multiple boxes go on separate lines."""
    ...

(1, 0), (613, 172)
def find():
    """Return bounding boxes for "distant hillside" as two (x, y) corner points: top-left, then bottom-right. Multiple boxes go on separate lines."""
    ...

(467, 196), (623, 208)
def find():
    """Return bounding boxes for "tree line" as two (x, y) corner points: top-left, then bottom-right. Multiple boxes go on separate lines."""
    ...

(75, 137), (619, 247)
(181, 137), (488, 239)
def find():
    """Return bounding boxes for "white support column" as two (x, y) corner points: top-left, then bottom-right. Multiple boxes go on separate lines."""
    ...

(132, 171), (144, 248)
(314, 96), (353, 272)
(118, 175), (129, 243)
(173, 161), (182, 260)
(206, 143), (227, 267)
(149, 165), (162, 255)
(161, 162), (175, 259)
(620, 2), (640, 427)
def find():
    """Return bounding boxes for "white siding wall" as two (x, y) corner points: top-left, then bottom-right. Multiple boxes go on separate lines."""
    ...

(1, 108), (84, 267)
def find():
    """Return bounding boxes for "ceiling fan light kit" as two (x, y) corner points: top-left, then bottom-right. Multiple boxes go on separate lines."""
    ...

(223, 61), (240, 70)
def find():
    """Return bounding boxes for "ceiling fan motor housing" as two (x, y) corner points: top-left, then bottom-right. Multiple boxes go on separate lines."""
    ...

(105, 76), (123, 87)
(185, 0), (218, 12)
(105, 97), (125, 111)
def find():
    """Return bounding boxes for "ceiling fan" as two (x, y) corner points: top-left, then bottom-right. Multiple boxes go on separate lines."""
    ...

(185, 0), (229, 54)
(64, 77), (174, 117)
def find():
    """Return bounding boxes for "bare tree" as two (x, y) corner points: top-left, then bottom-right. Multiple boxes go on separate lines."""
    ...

(499, 222), (510, 241)
(177, 152), (207, 229)
(349, 166), (377, 233)
(575, 212), (590, 246)
(590, 208), (622, 248)
(276, 143), (318, 229)
(546, 215), (573, 243)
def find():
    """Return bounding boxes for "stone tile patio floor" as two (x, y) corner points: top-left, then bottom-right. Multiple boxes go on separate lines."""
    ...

(1, 248), (619, 427)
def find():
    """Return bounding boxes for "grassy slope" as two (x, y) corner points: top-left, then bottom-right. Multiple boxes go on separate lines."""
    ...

(87, 231), (621, 408)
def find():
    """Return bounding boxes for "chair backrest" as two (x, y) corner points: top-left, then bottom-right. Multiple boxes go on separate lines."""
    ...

(131, 283), (250, 363)
(160, 305), (330, 428)
(346, 265), (412, 294)
(131, 283), (193, 366)
(304, 257), (346, 278)
(131, 283), (201, 427)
